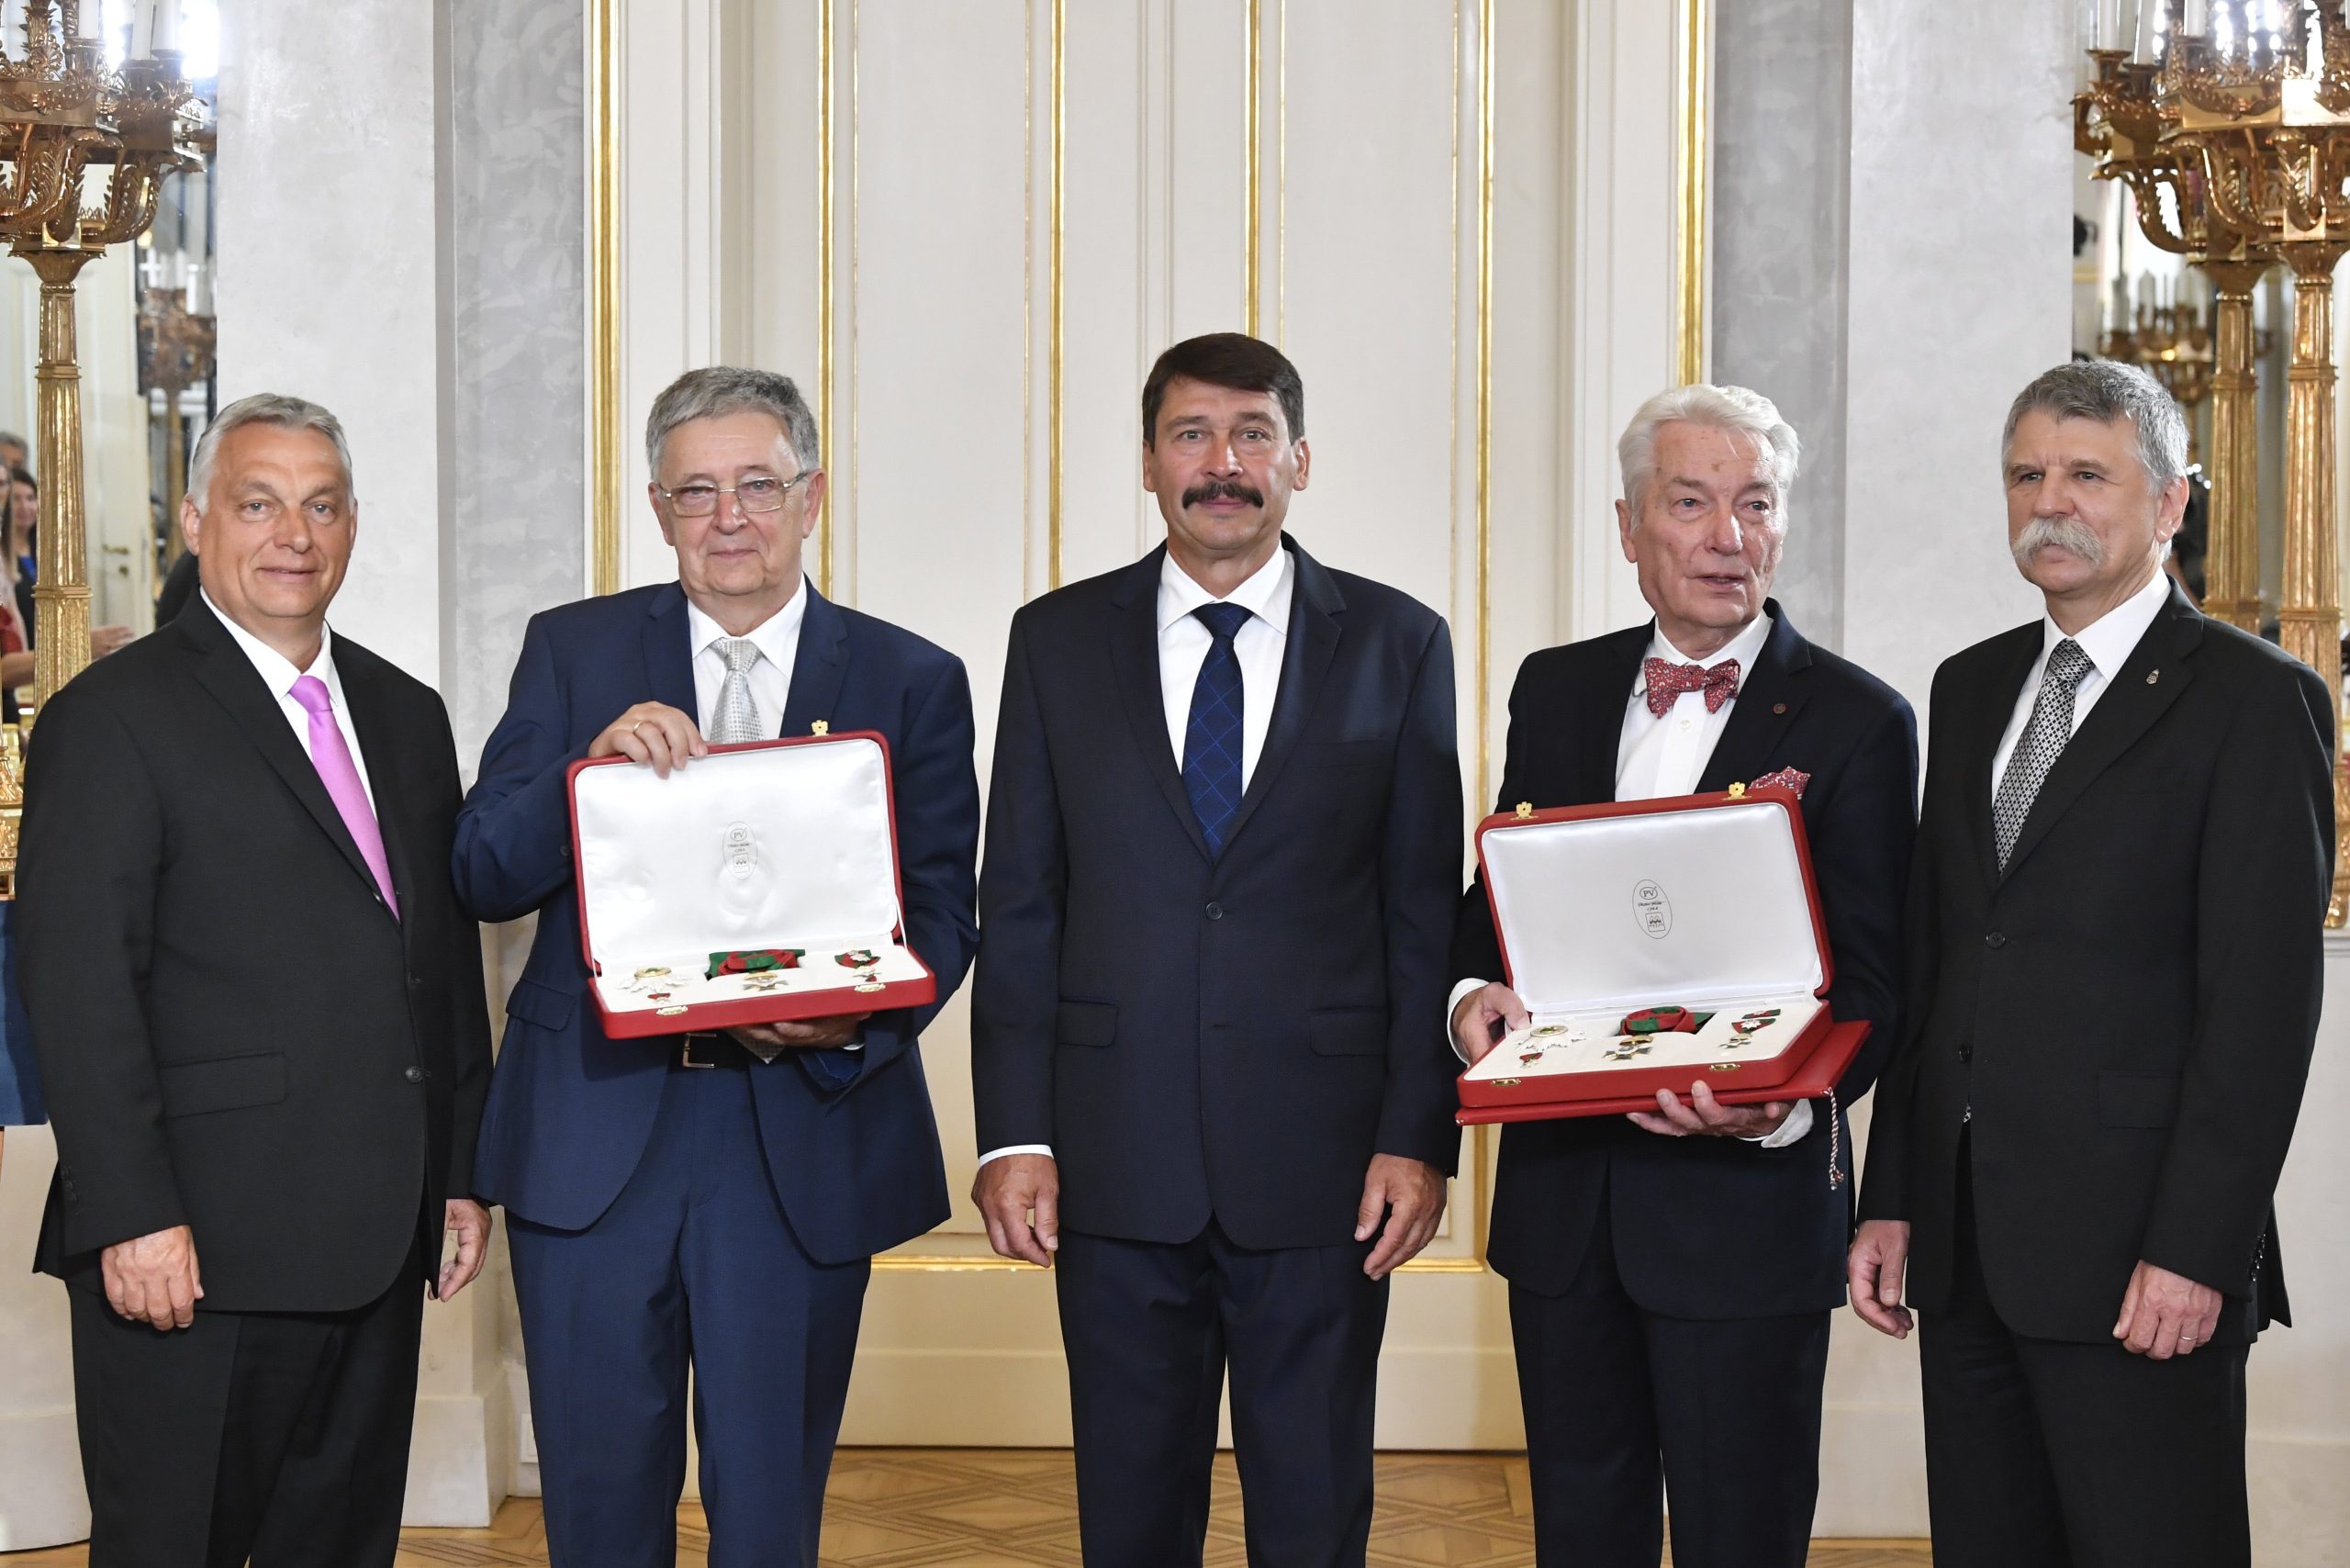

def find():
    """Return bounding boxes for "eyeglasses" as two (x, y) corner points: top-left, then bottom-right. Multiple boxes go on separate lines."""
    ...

(657, 471), (814, 518)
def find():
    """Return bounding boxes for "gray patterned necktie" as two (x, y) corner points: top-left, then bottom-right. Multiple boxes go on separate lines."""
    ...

(711, 637), (765, 744)
(1992, 638), (2094, 870)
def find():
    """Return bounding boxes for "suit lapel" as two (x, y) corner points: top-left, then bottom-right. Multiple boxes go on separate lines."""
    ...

(1695, 605), (1812, 794)
(1218, 540), (1341, 856)
(1582, 627), (1649, 804)
(1998, 586), (2201, 882)
(641, 582), (699, 717)
(183, 601), (385, 914)
(336, 644), (418, 935)
(780, 582), (850, 739)
(1969, 626), (2045, 890)
(1107, 547), (1214, 861)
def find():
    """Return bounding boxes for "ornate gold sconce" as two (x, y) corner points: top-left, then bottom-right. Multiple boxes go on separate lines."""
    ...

(0, 1), (205, 712)
(2076, 3), (2350, 924)
(138, 283), (215, 561)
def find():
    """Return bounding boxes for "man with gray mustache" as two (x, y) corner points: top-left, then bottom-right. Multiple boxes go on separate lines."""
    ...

(1850, 360), (2332, 1567)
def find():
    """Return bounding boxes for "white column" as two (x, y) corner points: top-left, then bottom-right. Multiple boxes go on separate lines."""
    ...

(212, 0), (509, 1526)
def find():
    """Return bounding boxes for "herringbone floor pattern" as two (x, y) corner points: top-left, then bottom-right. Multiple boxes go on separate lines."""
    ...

(4, 1450), (1930, 1566)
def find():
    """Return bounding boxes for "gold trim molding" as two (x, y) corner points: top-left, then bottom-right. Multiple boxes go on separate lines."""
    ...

(588, 0), (622, 596)
(1673, 0), (1711, 386)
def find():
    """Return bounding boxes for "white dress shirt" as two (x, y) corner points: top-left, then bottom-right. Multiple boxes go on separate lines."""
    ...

(1989, 566), (2170, 797)
(1156, 544), (1293, 789)
(688, 581), (805, 739)
(979, 546), (1295, 1171)
(202, 588), (378, 812)
(1451, 610), (1811, 1147)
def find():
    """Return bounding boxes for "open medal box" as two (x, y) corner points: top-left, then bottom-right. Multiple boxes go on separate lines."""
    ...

(567, 731), (935, 1039)
(1456, 786), (1868, 1126)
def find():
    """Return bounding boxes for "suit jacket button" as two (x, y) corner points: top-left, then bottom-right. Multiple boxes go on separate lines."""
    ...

(404, 1066), (425, 1084)
(1205, 902), (1225, 921)
(1958, 1042), (1974, 1064)
(1984, 932), (2006, 949)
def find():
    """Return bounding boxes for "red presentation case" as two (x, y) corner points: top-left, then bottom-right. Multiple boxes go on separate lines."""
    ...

(567, 730), (937, 1040)
(1455, 785), (1868, 1126)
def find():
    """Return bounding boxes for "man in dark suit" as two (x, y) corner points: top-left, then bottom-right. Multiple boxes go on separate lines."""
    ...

(970, 332), (1462, 1566)
(454, 366), (979, 1567)
(1850, 361), (2331, 1568)
(1449, 385), (1917, 1568)
(17, 394), (493, 1567)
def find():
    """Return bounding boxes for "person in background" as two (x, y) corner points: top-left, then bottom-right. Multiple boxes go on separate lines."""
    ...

(0, 431), (28, 476)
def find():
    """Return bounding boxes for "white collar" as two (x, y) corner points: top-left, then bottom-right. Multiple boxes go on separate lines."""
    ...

(1638, 610), (1774, 693)
(200, 588), (339, 697)
(2043, 566), (2171, 678)
(1157, 543), (1294, 635)
(687, 578), (808, 666)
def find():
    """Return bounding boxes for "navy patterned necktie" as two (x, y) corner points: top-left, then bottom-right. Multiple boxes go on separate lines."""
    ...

(1993, 637), (2094, 870)
(1182, 602), (1253, 855)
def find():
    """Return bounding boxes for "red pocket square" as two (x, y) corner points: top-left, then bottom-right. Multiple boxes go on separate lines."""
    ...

(1750, 767), (1811, 799)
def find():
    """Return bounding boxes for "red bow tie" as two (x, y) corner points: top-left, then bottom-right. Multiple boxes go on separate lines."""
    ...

(1643, 656), (1741, 717)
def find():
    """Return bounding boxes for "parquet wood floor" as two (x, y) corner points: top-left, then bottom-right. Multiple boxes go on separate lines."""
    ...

(4, 1450), (1930, 1566)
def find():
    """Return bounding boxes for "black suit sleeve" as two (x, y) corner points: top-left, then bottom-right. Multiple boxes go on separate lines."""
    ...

(1449, 656), (1536, 991)
(970, 611), (1066, 1153)
(828, 652), (980, 1089)
(2141, 657), (2333, 1290)
(1374, 618), (1465, 1172)
(17, 684), (184, 1252)
(1807, 695), (1919, 1103)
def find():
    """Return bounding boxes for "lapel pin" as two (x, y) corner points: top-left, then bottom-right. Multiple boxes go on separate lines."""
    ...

(1773, 702), (1787, 715)
(2145, 669), (2159, 686)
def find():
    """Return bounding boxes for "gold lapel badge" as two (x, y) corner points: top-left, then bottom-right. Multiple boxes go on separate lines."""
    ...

(811, 720), (831, 735)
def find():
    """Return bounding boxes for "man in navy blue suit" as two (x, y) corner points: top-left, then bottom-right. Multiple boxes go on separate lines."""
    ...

(454, 367), (979, 1568)
(971, 334), (1463, 1566)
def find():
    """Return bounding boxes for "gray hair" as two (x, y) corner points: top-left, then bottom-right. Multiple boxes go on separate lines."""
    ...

(2000, 360), (2188, 491)
(644, 366), (822, 476)
(187, 393), (356, 510)
(1617, 384), (1801, 511)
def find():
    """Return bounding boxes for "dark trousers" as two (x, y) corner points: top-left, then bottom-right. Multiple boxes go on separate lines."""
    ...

(508, 1061), (871, 1568)
(1919, 1159), (2251, 1568)
(67, 1242), (426, 1568)
(1509, 1200), (1829, 1568)
(1055, 1220), (1390, 1568)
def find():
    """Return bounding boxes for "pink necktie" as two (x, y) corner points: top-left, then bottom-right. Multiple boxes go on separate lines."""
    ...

(289, 675), (399, 918)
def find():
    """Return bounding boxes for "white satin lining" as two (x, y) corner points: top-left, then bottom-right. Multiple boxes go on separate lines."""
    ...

(1482, 800), (1824, 1016)
(575, 737), (908, 1000)
(1460, 993), (1823, 1081)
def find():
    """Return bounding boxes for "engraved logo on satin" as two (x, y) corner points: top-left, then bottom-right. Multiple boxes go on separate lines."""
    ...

(723, 823), (758, 879)
(1633, 879), (1673, 939)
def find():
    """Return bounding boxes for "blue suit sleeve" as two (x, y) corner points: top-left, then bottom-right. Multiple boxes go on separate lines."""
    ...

(453, 613), (594, 924)
(0, 902), (43, 1126)
(802, 650), (980, 1092)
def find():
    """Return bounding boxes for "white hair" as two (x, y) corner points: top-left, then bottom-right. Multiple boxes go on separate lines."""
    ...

(1617, 384), (1801, 511)
(187, 393), (356, 509)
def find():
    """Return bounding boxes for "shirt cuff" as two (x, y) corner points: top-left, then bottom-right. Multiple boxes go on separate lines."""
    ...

(978, 1144), (1053, 1168)
(1446, 978), (1489, 1063)
(1745, 1099), (1815, 1148)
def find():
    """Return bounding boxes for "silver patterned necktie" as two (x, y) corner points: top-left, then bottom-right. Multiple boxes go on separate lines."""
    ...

(1992, 637), (2094, 870)
(711, 637), (766, 744)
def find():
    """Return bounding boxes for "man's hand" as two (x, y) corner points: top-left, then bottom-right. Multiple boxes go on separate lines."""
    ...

(1848, 1219), (1913, 1338)
(1357, 1154), (1447, 1280)
(101, 1224), (202, 1330)
(588, 701), (707, 778)
(90, 624), (134, 658)
(973, 1153), (1059, 1268)
(1449, 983), (1529, 1066)
(2114, 1260), (2222, 1359)
(1628, 1081), (1793, 1139)
(437, 1200), (491, 1302)
(731, 1012), (870, 1053)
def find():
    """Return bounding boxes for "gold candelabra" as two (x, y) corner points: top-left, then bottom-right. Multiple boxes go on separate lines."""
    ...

(2077, 3), (2350, 924)
(0, 1), (203, 709)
